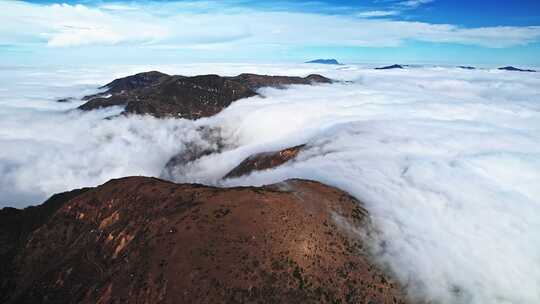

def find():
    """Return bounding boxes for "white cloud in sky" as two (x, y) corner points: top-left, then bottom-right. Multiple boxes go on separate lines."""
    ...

(356, 10), (400, 17)
(399, 0), (434, 8)
(8, 2), (169, 47)
(99, 4), (140, 11)
(1, 0), (540, 49)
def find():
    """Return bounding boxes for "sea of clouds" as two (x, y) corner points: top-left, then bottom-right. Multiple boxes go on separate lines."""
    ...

(1, 63), (539, 303)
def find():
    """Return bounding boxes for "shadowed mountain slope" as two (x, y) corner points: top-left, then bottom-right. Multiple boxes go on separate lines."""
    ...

(77, 72), (332, 119)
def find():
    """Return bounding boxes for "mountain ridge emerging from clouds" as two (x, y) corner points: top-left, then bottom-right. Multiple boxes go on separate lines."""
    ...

(76, 71), (332, 119)
(0, 176), (407, 304)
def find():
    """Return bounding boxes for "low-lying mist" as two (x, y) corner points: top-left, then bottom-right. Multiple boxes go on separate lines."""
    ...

(1, 64), (539, 303)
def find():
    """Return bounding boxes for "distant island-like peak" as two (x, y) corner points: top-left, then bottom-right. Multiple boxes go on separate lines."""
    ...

(375, 64), (404, 70)
(305, 59), (341, 65)
(498, 66), (536, 72)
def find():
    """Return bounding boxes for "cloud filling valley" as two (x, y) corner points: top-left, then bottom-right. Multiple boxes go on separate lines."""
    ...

(1, 63), (539, 303)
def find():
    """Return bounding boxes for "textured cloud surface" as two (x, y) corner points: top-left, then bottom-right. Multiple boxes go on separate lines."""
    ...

(1, 63), (539, 303)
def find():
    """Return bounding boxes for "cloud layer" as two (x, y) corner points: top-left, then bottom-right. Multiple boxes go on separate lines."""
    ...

(2, 0), (540, 49)
(175, 65), (540, 304)
(1, 63), (539, 303)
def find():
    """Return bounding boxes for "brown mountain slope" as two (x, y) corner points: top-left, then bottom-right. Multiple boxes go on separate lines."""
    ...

(224, 145), (305, 179)
(76, 71), (332, 119)
(1, 176), (407, 304)
(123, 74), (258, 119)
(0, 188), (90, 298)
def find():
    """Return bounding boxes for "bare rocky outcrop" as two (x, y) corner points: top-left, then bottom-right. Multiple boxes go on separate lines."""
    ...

(1, 176), (407, 304)
(76, 71), (332, 119)
(163, 143), (306, 182)
(224, 145), (306, 179)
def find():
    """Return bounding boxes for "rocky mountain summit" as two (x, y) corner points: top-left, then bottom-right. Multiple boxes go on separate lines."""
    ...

(97, 71), (169, 95)
(224, 145), (305, 179)
(0, 176), (407, 304)
(77, 71), (332, 119)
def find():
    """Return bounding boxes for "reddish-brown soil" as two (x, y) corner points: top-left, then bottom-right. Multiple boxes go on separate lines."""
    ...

(224, 145), (305, 179)
(1, 176), (407, 304)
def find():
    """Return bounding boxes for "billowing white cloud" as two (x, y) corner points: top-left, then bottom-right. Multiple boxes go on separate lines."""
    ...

(168, 65), (540, 304)
(1, 0), (539, 49)
(1, 63), (539, 304)
(0, 2), (168, 47)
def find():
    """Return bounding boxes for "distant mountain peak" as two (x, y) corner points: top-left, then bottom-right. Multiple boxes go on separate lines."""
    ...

(305, 59), (341, 65)
(498, 66), (536, 72)
(375, 64), (404, 70)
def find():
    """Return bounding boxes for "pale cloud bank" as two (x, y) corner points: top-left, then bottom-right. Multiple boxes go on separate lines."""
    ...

(1, 0), (540, 49)
(1, 63), (539, 304)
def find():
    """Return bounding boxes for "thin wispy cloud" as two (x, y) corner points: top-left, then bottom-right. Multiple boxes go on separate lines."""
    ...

(100, 4), (140, 11)
(399, 0), (434, 8)
(1, 0), (539, 50)
(357, 10), (400, 18)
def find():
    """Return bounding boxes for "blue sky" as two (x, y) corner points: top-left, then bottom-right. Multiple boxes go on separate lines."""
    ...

(1, 0), (540, 66)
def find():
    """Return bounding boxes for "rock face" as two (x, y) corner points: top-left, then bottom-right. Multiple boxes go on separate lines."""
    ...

(498, 66), (536, 72)
(224, 145), (305, 179)
(305, 59), (341, 65)
(77, 72), (332, 119)
(1, 176), (407, 304)
(375, 64), (404, 70)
